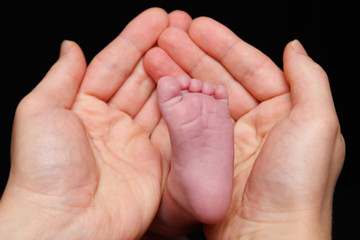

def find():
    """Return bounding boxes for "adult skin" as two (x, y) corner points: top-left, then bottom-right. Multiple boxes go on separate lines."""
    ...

(144, 13), (345, 239)
(0, 8), (169, 240)
(0, 8), (345, 240)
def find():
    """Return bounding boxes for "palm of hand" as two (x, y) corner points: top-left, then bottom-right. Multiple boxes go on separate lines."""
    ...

(144, 16), (344, 238)
(4, 8), (169, 239)
(73, 93), (161, 238)
(207, 94), (292, 236)
(10, 78), (161, 240)
(208, 86), (343, 238)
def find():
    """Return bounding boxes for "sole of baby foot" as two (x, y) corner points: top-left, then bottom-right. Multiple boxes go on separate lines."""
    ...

(157, 75), (234, 224)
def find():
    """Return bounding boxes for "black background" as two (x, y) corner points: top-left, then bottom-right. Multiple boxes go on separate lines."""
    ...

(2, 1), (358, 239)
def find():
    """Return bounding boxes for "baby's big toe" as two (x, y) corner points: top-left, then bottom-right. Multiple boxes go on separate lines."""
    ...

(157, 76), (182, 104)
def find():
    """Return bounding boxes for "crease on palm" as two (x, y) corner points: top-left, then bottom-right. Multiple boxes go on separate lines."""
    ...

(72, 87), (161, 181)
(64, 78), (163, 237)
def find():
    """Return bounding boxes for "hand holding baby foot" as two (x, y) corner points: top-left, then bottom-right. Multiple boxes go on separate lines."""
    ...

(0, 8), (168, 240)
(144, 16), (345, 240)
(0, 7), (346, 240)
(149, 76), (233, 236)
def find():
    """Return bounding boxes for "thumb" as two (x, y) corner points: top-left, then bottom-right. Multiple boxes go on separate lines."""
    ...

(27, 40), (87, 111)
(283, 40), (337, 119)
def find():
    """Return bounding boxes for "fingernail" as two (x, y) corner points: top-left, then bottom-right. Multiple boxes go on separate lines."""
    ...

(59, 40), (72, 57)
(291, 39), (308, 56)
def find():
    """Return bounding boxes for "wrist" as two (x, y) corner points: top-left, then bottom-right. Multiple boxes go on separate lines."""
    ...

(205, 208), (332, 240)
(0, 186), (75, 240)
(238, 216), (331, 240)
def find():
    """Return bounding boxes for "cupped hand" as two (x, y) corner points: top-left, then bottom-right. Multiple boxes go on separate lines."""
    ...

(0, 8), (168, 240)
(144, 16), (345, 239)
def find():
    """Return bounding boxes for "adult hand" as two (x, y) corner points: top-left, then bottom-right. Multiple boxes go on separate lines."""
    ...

(0, 8), (168, 240)
(144, 16), (345, 239)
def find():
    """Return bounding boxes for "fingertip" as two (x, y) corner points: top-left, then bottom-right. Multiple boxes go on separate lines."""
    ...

(59, 40), (73, 57)
(158, 26), (184, 47)
(30, 40), (86, 110)
(142, 7), (169, 22)
(143, 47), (186, 82)
(147, 7), (169, 28)
(169, 10), (192, 30)
(121, 7), (169, 52)
(283, 40), (309, 64)
(283, 40), (333, 111)
(59, 40), (85, 62)
(59, 41), (87, 76)
(191, 16), (215, 28)
(189, 16), (221, 38)
(290, 40), (308, 56)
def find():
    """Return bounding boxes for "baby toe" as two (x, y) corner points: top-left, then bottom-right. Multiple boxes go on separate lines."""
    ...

(214, 85), (229, 104)
(176, 75), (191, 90)
(157, 76), (182, 104)
(189, 78), (203, 92)
(202, 82), (215, 95)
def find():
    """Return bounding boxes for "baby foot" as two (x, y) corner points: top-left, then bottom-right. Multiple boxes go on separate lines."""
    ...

(157, 75), (234, 224)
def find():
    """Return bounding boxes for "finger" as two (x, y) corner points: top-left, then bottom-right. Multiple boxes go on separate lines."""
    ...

(149, 117), (172, 192)
(29, 40), (86, 111)
(157, 27), (258, 119)
(108, 59), (156, 117)
(189, 17), (289, 101)
(79, 8), (168, 101)
(283, 40), (338, 121)
(134, 90), (162, 135)
(169, 10), (192, 30)
(144, 47), (188, 81)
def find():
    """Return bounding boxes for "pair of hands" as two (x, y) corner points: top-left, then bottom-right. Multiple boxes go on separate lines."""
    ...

(0, 8), (345, 240)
